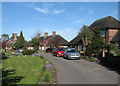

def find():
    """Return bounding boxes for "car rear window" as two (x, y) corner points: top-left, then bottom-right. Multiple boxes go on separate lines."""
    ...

(58, 48), (64, 51)
(67, 49), (76, 52)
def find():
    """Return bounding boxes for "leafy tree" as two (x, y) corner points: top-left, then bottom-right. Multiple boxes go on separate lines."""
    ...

(1, 34), (9, 42)
(78, 25), (93, 54)
(24, 41), (30, 47)
(31, 38), (39, 51)
(86, 27), (104, 55)
(14, 41), (19, 49)
(18, 31), (25, 48)
(14, 31), (25, 49)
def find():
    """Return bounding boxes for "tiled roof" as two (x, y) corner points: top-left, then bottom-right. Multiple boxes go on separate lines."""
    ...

(89, 16), (120, 30)
(69, 35), (82, 45)
(38, 35), (68, 46)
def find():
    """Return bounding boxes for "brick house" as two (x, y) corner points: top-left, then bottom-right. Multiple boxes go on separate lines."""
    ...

(68, 35), (82, 50)
(37, 31), (68, 51)
(68, 16), (120, 51)
(6, 33), (19, 48)
(89, 16), (120, 44)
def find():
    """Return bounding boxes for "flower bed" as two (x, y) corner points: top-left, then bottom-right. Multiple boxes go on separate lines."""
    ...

(81, 55), (100, 63)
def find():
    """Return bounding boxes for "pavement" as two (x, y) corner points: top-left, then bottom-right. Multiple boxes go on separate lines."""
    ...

(40, 52), (118, 84)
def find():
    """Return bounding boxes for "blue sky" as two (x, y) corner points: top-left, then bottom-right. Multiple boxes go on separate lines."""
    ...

(2, 2), (118, 41)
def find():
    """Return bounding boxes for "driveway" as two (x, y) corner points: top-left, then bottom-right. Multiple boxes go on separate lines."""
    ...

(40, 52), (118, 84)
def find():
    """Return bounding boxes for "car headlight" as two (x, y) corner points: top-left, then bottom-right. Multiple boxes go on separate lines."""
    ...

(58, 53), (61, 54)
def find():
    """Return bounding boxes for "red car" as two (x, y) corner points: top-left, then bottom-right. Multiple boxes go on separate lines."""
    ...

(53, 48), (64, 57)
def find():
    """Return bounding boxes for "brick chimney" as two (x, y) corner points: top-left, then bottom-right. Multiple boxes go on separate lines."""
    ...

(14, 33), (17, 40)
(53, 31), (56, 37)
(37, 33), (40, 38)
(44, 32), (48, 38)
(12, 33), (14, 37)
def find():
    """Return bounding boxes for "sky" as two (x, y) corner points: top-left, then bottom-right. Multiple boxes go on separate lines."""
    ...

(2, 2), (118, 42)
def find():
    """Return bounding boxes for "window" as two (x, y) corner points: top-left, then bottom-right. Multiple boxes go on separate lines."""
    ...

(54, 48), (57, 51)
(101, 30), (106, 37)
(58, 48), (64, 51)
(67, 49), (76, 52)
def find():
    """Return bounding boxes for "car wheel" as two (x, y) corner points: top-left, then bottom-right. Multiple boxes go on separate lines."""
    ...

(57, 54), (59, 57)
(67, 56), (69, 60)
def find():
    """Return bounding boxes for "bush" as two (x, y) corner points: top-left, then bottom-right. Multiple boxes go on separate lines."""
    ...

(41, 71), (52, 83)
(40, 56), (44, 59)
(106, 44), (119, 56)
(82, 56), (88, 59)
(89, 57), (96, 62)
(2, 53), (8, 59)
(22, 50), (35, 55)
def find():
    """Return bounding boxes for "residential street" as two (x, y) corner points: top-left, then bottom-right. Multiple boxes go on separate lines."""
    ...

(40, 52), (118, 84)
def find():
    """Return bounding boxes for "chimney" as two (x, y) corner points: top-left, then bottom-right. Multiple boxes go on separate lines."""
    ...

(12, 33), (14, 37)
(44, 32), (48, 38)
(53, 31), (56, 37)
(14, 33), (17, 40)
(37, 33), (40, 38)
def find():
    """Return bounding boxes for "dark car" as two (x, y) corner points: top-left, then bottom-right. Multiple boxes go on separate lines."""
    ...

(45, 48), (53, 53)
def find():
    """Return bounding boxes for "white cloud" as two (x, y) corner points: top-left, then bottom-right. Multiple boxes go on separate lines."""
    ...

(35, 7), (48, 13)
(53, 9), (64, 14)
(34, 3), (64, 14)
(34, 3), (54, 13)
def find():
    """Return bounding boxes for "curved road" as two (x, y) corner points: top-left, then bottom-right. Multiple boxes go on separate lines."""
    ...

(40, 53), (118, 84)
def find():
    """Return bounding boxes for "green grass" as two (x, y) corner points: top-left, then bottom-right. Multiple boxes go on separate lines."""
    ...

(2, 55), (46, 85)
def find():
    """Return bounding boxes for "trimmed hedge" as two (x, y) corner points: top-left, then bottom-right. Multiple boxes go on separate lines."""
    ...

(22, 50), (35, 55)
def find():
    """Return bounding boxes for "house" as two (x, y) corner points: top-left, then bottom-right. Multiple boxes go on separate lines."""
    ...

(6, 33), (19, 49)
(37, 31), (68, 51)
(27, 40), (34, 50)
(110, 30), (120, 49)
(68, 16), (120, 51)
(89, 16), (120, 44)
(68, 35), (82, 50)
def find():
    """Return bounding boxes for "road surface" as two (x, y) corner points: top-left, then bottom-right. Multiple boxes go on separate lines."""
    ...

(40, 52), (118, 84)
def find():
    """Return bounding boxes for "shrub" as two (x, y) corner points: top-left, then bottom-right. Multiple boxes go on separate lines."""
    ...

(22, 50), (35, 55)
(89, 57), (96, 62)
(10, 49), (14, 52)
(41, 71), (51, 83)
(40, 56), (43, 59)
(2, 53), (8, 59)
(106, 44), (119, 56)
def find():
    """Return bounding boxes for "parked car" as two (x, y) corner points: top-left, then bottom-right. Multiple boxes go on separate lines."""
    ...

(14, 49), (23, 55)
(63, 48), (81, 60)
(53, 48), (64, 57)
(45, 48), (53, 53)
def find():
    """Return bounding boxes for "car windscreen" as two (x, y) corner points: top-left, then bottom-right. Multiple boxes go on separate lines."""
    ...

(58, 48), (64, 51)
(67, 49), (76, 52)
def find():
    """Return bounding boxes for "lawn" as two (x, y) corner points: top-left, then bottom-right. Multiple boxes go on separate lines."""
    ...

(2, 55), (47, 85)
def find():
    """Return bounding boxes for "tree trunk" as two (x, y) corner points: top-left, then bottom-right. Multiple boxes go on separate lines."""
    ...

(82, 37), (85, 56)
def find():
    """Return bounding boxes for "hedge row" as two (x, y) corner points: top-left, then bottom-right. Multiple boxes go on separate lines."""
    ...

(22, 50), (35, 55)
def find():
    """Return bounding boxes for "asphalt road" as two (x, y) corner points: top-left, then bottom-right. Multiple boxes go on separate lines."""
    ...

(40, 52), (118, 84)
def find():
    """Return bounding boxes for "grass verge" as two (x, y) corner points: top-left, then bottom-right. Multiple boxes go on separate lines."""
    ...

(2, 55), (48, 85)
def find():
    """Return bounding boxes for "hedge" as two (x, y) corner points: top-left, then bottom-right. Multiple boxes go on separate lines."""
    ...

(22, 50), (35, 55)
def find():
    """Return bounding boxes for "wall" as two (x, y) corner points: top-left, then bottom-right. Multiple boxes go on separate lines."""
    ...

(106, 29), (118, 44)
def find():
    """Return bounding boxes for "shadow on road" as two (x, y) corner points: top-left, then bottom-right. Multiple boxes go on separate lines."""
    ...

(99, 56), (120, 75)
